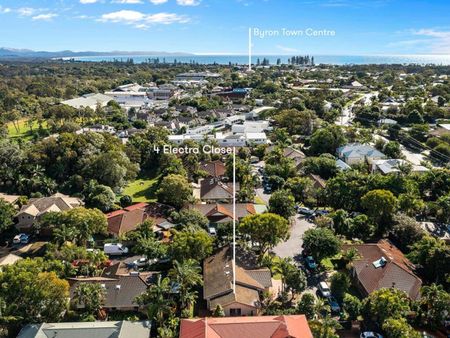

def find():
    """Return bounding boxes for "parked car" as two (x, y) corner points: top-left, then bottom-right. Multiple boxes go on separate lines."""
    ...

(132, 257), (148, 267)
(208, 227), (217, 236)
(360, 333), (383, 338)
(328, 296), (341, 313)
(13, 233), (30, 245)
(104, 243), (129, 255)
(318, 281), (331, 298)
(297, 206), (315, 216)
(305, 256), (318, 270)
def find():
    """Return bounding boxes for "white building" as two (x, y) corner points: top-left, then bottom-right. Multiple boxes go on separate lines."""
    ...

(61, 93), (112, 110)
(337, 143), (386, 165)
(231, 121), (269, 134)
(371, 159), (429, 175)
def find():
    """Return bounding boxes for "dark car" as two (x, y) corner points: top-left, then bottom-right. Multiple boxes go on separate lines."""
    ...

(297, 206), (315, 216)
(305, 256), (318, 270)
(328, 296), (341, 313)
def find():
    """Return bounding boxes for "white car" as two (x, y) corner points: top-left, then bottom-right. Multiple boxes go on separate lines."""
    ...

(104, 243), (129, 255)
(132, 257), (148, 267)
(318, 281), (331, 298)
(360, 332), (383, 338)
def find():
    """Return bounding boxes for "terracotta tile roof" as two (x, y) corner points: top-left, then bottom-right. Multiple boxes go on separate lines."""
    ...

(179, 315), (313, 338)
(342, 239), (422, 299)
(106, 208), (145, 236)
(124, 202), (149, 211)
(200, 161), (226, 178)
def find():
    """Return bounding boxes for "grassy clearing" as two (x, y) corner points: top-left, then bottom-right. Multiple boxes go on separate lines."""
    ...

(121, 173), (161, 203)
(7, 119), (48, 140)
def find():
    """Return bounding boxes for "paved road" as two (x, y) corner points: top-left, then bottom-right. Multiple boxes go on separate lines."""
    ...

(336, 92), (378, 127)
(255, 187), (270, 204)
(374, 134), (427, 166)
(272, 215), (315, 259)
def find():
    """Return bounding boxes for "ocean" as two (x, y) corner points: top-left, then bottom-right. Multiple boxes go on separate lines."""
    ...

(68, 54), (450, 65)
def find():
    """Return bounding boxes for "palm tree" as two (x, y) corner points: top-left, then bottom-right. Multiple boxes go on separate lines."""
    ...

(52, 224), (78, 246)
(72, 283), (105, 317)
(169, 259), (203, 312)
(272, 257), (295, 293)
(313, 297), (330, 320)
(136, 275), (174, 328)
(342, 247), (360, 270)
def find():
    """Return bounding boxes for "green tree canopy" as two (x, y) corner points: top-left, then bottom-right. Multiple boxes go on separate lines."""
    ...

(302, 227), (341, 262)
(156, 174), (193, 209)
(239, 213), (290, 256)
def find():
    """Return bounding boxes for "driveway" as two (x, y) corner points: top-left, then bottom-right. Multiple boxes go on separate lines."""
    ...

(272, 215), (315, 259)
(255, 187), (271, 204)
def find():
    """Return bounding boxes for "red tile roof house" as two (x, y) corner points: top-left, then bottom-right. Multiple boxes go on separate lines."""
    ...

(199, 160), (227, 179)
(105, 202), (174, 236)
(203, 246), (273, 317)
(179, 315), (313, 338)
(342, 239), (422, 300)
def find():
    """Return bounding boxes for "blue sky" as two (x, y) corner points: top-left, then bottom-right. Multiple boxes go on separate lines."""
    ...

(0, 0), (449, 55)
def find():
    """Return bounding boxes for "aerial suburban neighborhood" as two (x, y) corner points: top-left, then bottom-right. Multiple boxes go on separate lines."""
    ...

(0, 1), (450, 338)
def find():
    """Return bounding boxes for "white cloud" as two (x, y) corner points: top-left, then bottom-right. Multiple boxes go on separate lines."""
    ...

(176, 0), (200, 6)
(0, 6), (11, 14)
(150, 0), (169, 4)
(411, 28), (450, 53)
(113, 0), (144, 3)
(17, 7), (37, 16)
(276, 45), (299, 53)
(80, 0), (99, 3)
(32, 13), (58, 21)
(0, 5), (11, 14)
(99, 10), (189, 28)
(100, 10), (145, 22)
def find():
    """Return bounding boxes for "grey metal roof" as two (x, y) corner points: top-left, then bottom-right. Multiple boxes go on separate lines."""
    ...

(17, 321), (151, 338)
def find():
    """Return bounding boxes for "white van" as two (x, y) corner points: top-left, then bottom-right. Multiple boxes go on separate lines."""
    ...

(104, 243), (129, 255)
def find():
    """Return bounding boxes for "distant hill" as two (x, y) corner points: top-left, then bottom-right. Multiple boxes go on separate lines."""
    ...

(0, 47), (194, 59)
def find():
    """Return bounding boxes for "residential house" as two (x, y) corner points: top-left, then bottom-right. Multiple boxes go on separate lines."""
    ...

(371, 159), (429, 175)
(203, 246), (273, 316)
(199, 160), (227, 179)
(0, 253), (22, 267)
(106, 202), (174, 237)
(106, 203), (148, 236)
(342, 239), (422, 300)
(337, 143), (386, 165)
(336, 159), (351, 171)
(179, 315), (313, 338)
(308, 174), (326, 189)
(200, 179), (239, 203)
(69, 269), (156, 311)
(187, 203), (266, 225)
(17, 321), (151, 338)
(16, 193), (84, 231)
(0, 193), (20, 206)
(265, 146), (306, 169)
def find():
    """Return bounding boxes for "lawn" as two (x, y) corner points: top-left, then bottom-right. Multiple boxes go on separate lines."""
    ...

(7, 119), (48, 141)
(121, 173), (161, 203)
